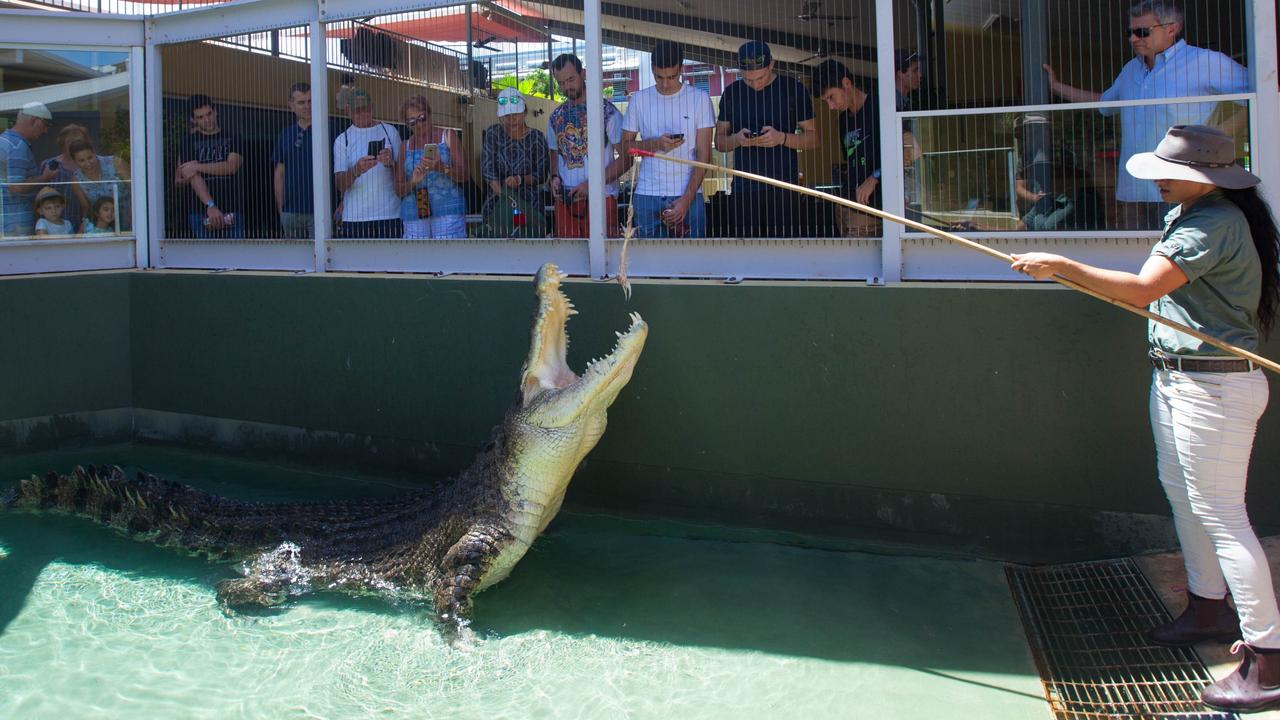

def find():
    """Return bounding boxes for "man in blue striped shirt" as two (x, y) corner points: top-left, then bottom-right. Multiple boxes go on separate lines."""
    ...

(1043, 1), (1248, 230)
(1, 102), (57, 238)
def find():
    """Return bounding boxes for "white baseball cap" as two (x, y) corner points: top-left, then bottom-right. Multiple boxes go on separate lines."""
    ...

(496, 87), (526, 117)
(21, 101), (52, 121)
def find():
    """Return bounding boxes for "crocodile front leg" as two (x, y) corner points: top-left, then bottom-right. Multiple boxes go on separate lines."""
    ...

(433, 523), (514, 633)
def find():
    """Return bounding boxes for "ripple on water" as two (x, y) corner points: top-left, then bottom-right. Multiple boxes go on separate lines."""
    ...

(0, 561), (810, 720)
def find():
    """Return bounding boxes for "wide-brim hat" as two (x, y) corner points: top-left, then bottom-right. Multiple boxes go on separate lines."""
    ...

(1126, 124), (1259, 189)
(33, 185), (64, 207)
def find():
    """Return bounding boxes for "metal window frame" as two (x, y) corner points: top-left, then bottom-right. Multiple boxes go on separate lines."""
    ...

(0, 12), (144, 275)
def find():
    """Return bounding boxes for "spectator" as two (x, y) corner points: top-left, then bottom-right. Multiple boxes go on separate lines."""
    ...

(1, 102), (57, 238)
(396, 95), (468, 239)
(332, 87), (401, 238)
(32, 186), (73, 236)
(547, 53), (630, 238)
(894, 51), (924, 112)
(272, 82), (314, 239)
(810, 59), (882, 236)
(174, 94), (244, 238)
(715, 41), (817, 237)
(83, 196), (117, 235)
(480, 87), (549, 238)
(68, 138), (130, 232)
(41, 123), (91, 231)
(617, 40), (715, 238)
(1043, 0), (1249, 229)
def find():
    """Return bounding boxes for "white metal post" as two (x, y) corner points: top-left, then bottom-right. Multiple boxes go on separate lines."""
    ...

(144, 24), (165, 268)
(129, 44), (149, 268)
(309, 18), (331, 272)
(874, 0), (902, 284)
(584, 0), (606, 279)
(1249, 0), (1280, 211)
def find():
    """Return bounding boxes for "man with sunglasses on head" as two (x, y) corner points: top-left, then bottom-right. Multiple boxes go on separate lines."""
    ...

(271, 82), (314, 239)
(715, 40), (817, 238)
(1043, 0), (1248, 230)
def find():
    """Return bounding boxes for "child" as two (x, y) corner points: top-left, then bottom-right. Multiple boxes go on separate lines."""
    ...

(82, 196), (117, 235)
(33, 186), (74, 237)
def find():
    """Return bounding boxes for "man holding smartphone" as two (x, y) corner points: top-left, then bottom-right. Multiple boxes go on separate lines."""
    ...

(715, 40), (817, 237)
(332, 87), (402, 238)
(617, 40), (716, 238)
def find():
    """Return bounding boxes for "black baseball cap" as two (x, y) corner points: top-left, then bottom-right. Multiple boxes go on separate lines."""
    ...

(738, 40), (772, 70)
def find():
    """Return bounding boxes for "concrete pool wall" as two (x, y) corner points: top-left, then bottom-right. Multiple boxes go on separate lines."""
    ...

(4, 269), (1278, 561)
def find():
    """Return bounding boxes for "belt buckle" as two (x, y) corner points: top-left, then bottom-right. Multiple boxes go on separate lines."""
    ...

(1149, 350), (1179, 372)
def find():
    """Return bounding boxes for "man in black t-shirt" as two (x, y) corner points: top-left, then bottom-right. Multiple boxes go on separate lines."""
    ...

(811, 60), (882, 236)
(174, 94), (244, 238)
(715, 41), (817, 237)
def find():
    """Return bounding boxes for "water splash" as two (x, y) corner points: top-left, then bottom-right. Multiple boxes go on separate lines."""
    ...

(239, 541), (312, 599)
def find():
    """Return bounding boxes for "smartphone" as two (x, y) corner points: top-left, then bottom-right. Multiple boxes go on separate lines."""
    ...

(746, 130), (763, 138)
(668, 133), (685, 141)
(367, 139), (385, 157)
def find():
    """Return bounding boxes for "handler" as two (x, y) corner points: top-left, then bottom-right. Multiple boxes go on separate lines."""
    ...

(1011, 125), (1280, 713)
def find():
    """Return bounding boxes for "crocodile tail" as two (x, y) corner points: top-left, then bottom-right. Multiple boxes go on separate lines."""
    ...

(3, 465), (253, 559)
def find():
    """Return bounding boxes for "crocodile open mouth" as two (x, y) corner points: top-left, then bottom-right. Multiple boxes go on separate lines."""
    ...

(520, 263), (646, 404)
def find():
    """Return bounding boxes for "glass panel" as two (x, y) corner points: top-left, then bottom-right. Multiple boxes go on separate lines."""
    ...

(0, 48), (132, 241)
(904, 98), (1252, 233)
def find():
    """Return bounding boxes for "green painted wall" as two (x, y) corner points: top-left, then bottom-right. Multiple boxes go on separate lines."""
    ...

(128, 272), (1280, 538)
(7, 270), (1279, 558)
(0, 272), (132, 441)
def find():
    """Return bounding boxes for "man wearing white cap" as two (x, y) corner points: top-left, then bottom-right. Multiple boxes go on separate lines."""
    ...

(1, 102), (57, 238)
(1013, 125), (1280, 714)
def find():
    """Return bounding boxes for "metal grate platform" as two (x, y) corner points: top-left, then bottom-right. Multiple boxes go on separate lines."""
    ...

(1006, 558), (1237, 720)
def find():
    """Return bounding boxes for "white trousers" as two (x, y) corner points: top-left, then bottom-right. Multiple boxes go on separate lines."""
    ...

(1150, 367), (1280, 647)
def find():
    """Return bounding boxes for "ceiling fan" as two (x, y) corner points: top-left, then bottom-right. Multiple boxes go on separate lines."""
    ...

(796, 1), (853, 22)
(798, 47), (830, 64)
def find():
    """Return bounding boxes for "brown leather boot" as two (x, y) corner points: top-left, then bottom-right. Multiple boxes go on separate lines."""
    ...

(1147, 591), (1241, 647)
(1201, 642), (1280, 713)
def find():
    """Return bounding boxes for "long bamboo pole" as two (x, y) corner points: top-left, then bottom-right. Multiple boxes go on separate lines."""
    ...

(628, 148), (1280, 375)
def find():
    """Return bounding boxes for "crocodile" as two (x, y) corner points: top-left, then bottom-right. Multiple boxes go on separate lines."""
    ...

(1, 263), (647, 636)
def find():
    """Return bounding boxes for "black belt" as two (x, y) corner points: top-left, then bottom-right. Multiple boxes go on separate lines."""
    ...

(1149, 351), (1256, 373)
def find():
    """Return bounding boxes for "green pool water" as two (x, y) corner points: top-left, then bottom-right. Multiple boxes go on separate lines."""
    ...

(0, 446), (1048, 719)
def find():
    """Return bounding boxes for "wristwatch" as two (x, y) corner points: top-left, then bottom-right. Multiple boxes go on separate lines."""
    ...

(205, 199), (216, 209)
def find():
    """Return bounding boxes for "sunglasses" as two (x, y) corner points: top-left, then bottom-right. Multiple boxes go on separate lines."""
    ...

(1128, 23), (1169, 38)
(406, 113), (429, 127)
(740, 54), (769, 70)
(497, 95), (524, 106)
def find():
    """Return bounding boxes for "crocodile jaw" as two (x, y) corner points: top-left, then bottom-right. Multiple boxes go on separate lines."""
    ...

(491, 263), (647, 576)
(518, 263), (648, 428)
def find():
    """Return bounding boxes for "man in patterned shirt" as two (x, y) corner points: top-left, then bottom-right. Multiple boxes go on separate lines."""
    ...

(546, 53), (630, 238)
